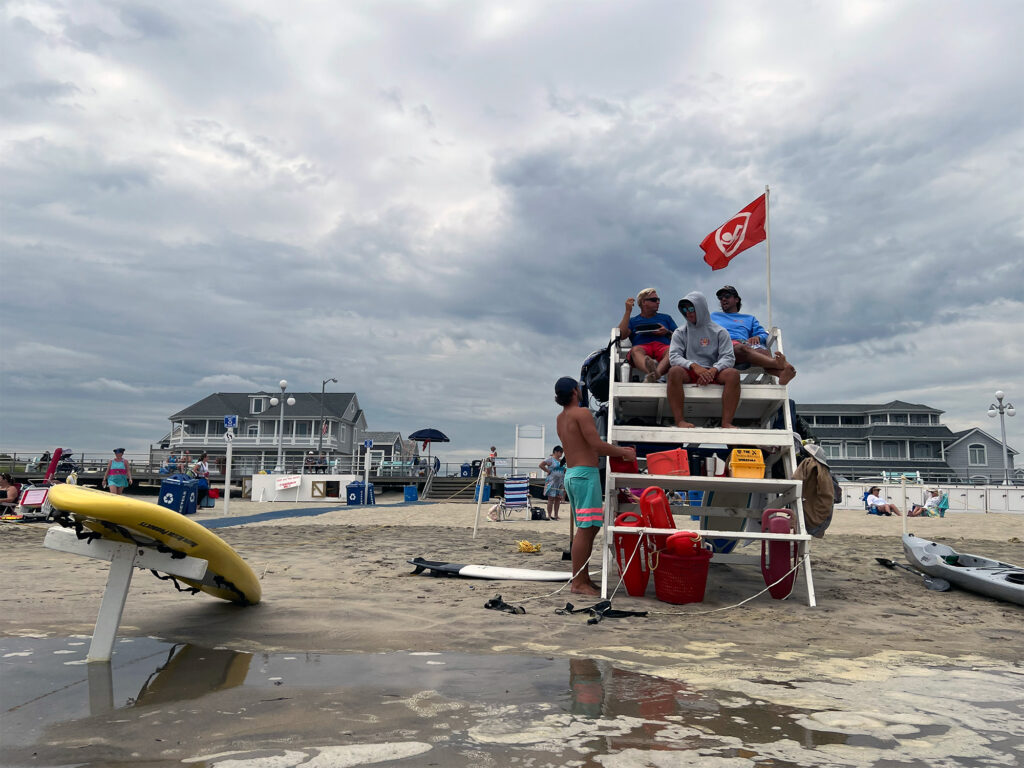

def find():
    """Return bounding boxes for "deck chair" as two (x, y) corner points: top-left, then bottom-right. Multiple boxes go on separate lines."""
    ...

(494, 476), (531, 520)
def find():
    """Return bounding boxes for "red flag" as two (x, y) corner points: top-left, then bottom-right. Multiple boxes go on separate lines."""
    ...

(700, 194), (767, 271)
(321, 421), (328, 436)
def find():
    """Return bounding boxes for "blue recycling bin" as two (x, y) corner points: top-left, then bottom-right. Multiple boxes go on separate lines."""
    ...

(460, 463), (472, 478)
(474, 483), (491, 502)
(346, 480), (375, 506)
(158, 475), (199, 516)
(404, 485), (418, 502)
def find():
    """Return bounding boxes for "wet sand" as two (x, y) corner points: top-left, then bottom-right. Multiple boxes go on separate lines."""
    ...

(2, 498), (1022, 766)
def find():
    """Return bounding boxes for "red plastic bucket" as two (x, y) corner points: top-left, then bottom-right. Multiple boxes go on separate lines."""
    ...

(639, 487), (675, 550)
(646, 448), (690, 476)
(613, 511), (650, 597)
(652, 549), (713, 604)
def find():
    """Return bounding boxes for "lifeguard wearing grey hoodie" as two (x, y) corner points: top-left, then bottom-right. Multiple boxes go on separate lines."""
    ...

(668, 291), (736, 372)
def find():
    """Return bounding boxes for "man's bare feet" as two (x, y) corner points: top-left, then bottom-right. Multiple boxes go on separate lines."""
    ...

(721, 423), (739, 429)
(675, 420), (696, 428)
(571, 581), (601, 596)
(778, 364), (796, 385)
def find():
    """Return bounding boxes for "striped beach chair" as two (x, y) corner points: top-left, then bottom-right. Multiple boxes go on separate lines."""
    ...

(495, 476), (531, 520)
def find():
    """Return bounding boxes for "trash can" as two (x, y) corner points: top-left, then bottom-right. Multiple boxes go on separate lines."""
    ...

(404, 485), (418, 502)
(346, 481), (376, 506)
(474, 483), (491, 502)
(158, 475), (199, 516)
(460, 463), (472, 478)
(471, 459), (482, 477)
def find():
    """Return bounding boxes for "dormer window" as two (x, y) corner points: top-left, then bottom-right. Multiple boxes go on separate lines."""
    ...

(250, 397), (267, 414)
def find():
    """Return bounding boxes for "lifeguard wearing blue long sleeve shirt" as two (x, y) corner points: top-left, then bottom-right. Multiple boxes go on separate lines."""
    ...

(711, 285), (796, 385)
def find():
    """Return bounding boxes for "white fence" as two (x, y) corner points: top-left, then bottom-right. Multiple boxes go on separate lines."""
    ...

(839, 482), (1024, 514)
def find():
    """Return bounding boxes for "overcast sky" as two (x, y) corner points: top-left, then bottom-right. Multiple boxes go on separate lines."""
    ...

(2, 0), (1022, 466)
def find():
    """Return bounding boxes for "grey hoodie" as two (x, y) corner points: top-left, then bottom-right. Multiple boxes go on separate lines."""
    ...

(668, 291), (736, 371)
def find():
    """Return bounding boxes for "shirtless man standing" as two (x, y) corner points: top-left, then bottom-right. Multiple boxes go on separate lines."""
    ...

(555, 376), (637, 595)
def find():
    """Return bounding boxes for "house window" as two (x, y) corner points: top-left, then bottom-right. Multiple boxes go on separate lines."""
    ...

(910, 414), (932, 425)
(882, 441), (901, 458)
(340, 426), (347, 442)
(247, 425), (258, 438)
(822, 442), (842, 459)
(295, 422), (310, 437)
(847, 442), (868, 458)
(841, 415), (866, 425)
(890, 414), (908, 424)
(912, 443), (935, 459)
(251, 398), (266, 414)
(815, 415), (839, 425)
(870, 414), (887, 424)
(968, 444), (986, 466)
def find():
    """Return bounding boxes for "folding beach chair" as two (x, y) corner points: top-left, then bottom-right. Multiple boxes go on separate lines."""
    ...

(494, 476), (531, 520)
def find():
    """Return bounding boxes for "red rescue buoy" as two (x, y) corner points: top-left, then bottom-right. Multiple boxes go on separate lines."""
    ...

(613, 511), (650, 596)
(639, 487), (675, 550)
(665, 530), (702, 556)
(761, 508), (798, 599)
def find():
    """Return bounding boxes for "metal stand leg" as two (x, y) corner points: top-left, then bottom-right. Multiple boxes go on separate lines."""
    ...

(88, 544), (137, 662)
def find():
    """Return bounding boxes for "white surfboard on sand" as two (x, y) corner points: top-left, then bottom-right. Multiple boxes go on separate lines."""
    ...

(409, 557), (589, 582)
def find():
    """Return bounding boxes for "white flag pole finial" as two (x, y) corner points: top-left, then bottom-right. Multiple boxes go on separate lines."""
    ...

(765, 184), (772, 330)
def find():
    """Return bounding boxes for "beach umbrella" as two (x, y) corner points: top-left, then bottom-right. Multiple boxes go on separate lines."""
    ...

(408, 428), (450, 467)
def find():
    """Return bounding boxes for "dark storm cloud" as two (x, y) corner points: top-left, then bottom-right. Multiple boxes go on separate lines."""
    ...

(1, 0), (1022, 458)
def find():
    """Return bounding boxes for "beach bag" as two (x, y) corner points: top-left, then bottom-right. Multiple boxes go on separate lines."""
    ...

(531, 507), (546, 521)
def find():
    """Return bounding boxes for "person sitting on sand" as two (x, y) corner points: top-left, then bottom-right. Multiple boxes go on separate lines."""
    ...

(909, 489), (943, 517)
(866, 486), (902, 516)
(617, 288), (678, 383)
(538, 446), (566, 520)
(666, 291), (740, 429)
(711, 285), (796, 385)
(1, 472), (22, 518)
(555, 376), (636, 596)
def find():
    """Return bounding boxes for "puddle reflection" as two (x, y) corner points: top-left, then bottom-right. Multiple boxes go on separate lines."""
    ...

(1, 636), (1020, 768)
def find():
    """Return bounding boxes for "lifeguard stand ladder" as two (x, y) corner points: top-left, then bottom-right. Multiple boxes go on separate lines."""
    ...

(600, 327), (816, 607)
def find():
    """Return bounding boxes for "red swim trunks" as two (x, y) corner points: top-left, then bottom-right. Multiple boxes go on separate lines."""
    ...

(631, 342), (669, 367)
(677, 367), (731, 384)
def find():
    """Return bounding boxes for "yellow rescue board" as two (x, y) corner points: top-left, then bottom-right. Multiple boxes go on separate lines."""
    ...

(47, 485), (261, 605)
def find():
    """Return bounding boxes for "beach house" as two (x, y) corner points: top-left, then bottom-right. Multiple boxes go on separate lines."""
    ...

(161, 391), (369, 473)
(795, 400), (1017, 482)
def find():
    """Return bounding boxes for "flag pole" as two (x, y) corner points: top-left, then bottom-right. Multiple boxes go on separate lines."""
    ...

(764, 184), (772, 330)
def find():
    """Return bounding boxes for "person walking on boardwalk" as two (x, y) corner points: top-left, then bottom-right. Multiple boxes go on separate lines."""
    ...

(103, 448), (133, 495)
(617, 288), (678, 382)
(555, 377), (636, 596)
(667, 291), (740, 429)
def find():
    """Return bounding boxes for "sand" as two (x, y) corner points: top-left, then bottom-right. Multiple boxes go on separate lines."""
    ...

(2, 499), (1021, 662)
(2, 499), (1022, 767)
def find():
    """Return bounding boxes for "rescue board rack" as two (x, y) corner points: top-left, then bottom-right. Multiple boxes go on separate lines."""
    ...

(43, 526), (208, 662)
(602, 327), (817, 606)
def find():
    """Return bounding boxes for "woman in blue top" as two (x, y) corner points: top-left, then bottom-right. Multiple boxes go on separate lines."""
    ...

(539, 446), (566, 520)
(104, 448), (132, 495)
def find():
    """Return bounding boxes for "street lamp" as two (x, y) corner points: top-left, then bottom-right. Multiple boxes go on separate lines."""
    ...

(269, 379), (295, 473)
(987, 390), (1016, 486)
(318, 377), (338, 457)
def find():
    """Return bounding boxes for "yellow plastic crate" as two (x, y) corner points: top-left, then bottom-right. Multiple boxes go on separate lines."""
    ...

(728, 448), (764, 479)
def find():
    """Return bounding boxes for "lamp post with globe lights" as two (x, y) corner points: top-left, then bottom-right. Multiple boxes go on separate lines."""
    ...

(987, 390), (1016, 486)
(317, 377), (338, 458)
(270, 380), (296, 473)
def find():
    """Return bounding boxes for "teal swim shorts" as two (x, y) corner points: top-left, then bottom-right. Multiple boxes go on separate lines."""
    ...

(564, 466), (603, 528)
